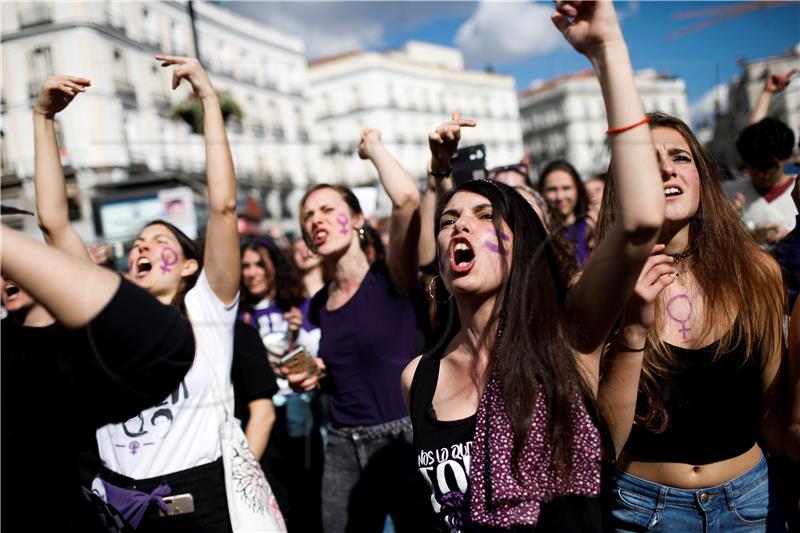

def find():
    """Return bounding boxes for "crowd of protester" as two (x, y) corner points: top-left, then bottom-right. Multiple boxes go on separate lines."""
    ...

(3, 1), (800, 532)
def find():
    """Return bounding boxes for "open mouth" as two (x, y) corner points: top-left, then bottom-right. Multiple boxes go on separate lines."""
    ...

(449, 239), (476, 274)
(4, 283), (19, 298)
(313, 229), (328, 246)
(664, 186), (683, 198)
(135, 257), (152, 278)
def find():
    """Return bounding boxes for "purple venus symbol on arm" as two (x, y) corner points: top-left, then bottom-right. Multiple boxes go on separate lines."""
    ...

(666, 294), (693, 340)
(160, 247), (179, 273)
(336, 213), (350, 235)
(484, 230), (510, 255)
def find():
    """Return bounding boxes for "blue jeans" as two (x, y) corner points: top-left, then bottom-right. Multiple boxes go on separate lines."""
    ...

(608, 453), (787, 532)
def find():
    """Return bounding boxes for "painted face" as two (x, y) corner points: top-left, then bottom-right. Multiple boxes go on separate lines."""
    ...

(301, 188), (363, 257)
(436, 191), (512, 298)
(652, 127), (701, 226)
(292, 238), (321, 272)
(241, 248), (274, 300)
(127, 224), (196, 301)
(0, 274), (35, 313)
(542, 170), (578, 217)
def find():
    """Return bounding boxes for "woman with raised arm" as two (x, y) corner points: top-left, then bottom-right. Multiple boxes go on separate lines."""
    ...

(401, 1), (664, 531)
(596, 121), (788, 530)
(83, 56), (242, 532)
(289, 128), (434, 532)
(1, 226), (195, 532)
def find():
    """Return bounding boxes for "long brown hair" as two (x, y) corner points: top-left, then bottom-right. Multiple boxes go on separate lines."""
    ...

(436, 180), (610, 476)
(595, 112), (785, 432)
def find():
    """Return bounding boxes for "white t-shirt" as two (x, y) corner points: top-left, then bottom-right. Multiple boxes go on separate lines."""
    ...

(725, 175), (797, 233)
(96, 270), (239, 479)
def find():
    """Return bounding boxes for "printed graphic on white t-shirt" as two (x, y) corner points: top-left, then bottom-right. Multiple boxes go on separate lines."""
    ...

(95, 270), (239, 479)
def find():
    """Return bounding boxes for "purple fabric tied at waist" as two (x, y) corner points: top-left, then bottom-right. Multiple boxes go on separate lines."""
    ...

(470, 376), (601, 528)
(101, 478), (171, 528)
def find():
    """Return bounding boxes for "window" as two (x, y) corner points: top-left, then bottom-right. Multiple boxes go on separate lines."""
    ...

(28, 47), (53, 97)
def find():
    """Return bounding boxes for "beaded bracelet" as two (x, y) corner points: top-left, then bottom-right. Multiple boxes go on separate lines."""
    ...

(606, 116), (651, 136)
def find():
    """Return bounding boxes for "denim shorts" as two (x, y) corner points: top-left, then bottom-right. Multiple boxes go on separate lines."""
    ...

(607, 453), (787, 532)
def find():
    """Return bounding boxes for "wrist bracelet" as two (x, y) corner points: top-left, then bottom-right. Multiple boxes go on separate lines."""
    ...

(606, 116), (651, 136)
(613, 336), (646, 352)
(430, 167), (451, 179)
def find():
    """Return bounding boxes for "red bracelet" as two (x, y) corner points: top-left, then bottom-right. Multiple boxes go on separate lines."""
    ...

(606, 116), (651, 136)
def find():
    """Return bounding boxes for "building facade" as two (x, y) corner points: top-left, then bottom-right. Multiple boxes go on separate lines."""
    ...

(308, 41), (524, 216)
(519, 69), (689, 181)
(707, 45), (800, 171)
(1, 0), (318, 242)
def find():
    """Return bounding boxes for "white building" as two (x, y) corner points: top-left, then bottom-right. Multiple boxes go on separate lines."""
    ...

(519, 69), (689, 181)
(1, 0), (318, 242)
(308, 41), (524, 215)
(707, 44), (800, 171)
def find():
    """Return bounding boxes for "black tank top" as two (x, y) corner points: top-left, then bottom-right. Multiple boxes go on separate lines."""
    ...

(410, 350), (602, 532)
(625, 337), (762, 464)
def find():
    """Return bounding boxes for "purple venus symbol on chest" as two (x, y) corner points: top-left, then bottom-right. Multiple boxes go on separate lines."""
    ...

(484, 229), (510, 255)
(160, 247), (179, 273)
(336, 214), (350, 235)
(666, 294), (693, 340)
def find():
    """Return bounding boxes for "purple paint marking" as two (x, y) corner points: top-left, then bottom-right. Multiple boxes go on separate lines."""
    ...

(336, 213), (350, 235)
(129, 441), (140, 455)
(483, 229), (510, 256)
(160, 247), (178, 273)
(666, 294), (693, 340)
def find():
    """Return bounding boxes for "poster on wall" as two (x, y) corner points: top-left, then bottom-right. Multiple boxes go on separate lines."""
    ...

(158, 186), (198, 239)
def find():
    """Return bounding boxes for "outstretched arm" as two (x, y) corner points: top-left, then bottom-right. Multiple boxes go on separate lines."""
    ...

(554, 0), (664, 355)
(750, 69), (796, 125)
(33, 76), (92, 260)
(357, 128), (420, 295)
(418, 113), (476, 267)
(158, 55), (239, 305)
(1, 226), (120, 328)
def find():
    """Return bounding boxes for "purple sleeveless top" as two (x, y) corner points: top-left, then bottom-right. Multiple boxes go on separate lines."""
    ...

(309, 261), (416, 428)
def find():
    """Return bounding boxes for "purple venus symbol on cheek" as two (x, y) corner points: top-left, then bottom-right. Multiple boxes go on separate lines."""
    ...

(483, 230), (510, 255)
(336, 213), (350, 235)
(129, 441), (140, 455)
(160, 247), (179, 273)
(666, 294), (693, 340)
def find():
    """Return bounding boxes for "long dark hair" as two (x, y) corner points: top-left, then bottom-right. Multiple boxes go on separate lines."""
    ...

(595, 112), (785, 432)
(240, 237), (305, 312)
(434, 180), (605, 475)
(538, 159), (589, 218)
(142, 219), (202, 316)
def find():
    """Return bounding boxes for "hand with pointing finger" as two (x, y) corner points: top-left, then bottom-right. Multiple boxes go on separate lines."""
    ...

(34, 76), (91, 118)
(764, 69), (797, 94)
(155, 54), (216, 100)
(428, 112), (477, 175)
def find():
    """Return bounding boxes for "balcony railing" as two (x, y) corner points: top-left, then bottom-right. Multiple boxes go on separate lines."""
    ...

(114, 79), (137, 102)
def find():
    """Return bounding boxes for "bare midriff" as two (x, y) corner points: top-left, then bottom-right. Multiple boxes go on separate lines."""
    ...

(618, 443), (761, 489)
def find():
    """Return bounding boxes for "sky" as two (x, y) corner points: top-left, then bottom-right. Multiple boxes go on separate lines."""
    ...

(225, 1), (800, 126)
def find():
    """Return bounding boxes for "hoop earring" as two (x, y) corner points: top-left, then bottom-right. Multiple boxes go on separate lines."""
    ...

(426, 275), (452, 303)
